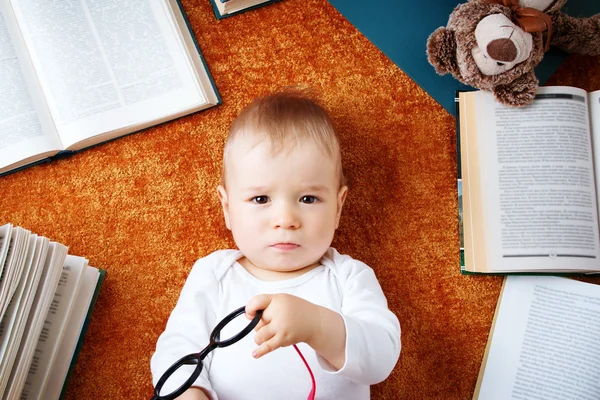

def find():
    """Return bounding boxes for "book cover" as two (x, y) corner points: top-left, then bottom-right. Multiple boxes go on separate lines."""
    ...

(175, 0), (221, 105)
(328, 0), (600, 116)
(58, 269), (106, 400)
(208, 0), (279, 20)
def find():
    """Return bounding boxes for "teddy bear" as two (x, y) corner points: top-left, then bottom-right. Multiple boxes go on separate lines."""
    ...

(426, 0), (600, 107)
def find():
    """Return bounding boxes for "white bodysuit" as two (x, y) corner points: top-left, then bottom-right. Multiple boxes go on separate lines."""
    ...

(151, 248), (401, 400)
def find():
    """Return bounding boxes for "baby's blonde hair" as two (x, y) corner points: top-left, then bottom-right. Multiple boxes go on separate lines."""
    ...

(221, 88), (345, 187)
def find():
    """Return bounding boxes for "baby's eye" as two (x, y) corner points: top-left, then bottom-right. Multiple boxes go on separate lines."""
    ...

(300, 196), (319, 204)
(252, 196), (269, 204)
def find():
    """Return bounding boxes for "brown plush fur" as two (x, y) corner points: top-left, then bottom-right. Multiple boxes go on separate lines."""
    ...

(427, 0), (600, 106)
(551, 13), (600, 55)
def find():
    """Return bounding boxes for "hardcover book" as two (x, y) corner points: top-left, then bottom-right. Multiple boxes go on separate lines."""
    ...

(0, 0), (221, 176)
(208, 0), (279, 19)
(457, 86), (600, 274)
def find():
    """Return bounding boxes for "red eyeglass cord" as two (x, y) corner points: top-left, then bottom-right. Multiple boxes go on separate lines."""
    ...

(293, 344), (316, 400)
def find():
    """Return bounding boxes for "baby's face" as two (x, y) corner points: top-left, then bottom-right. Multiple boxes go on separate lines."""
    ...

(218, 134), (346, 274)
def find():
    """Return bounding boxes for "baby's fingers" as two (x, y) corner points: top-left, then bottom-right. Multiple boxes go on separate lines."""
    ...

(245, 294), (273, 319)
(253, 318), (267, 332)
(252, 334), (281, 359)
(253, 324), (275, 346)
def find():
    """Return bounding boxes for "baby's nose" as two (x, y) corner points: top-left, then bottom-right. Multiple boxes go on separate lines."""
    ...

(273, 205), (300, 229)
(487, 38), (517, 62)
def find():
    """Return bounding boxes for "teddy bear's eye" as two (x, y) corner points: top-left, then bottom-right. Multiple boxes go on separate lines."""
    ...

(497, 62), (505, 66)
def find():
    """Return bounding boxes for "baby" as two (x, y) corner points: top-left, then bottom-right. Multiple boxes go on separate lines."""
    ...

(151, 89), (401, 400)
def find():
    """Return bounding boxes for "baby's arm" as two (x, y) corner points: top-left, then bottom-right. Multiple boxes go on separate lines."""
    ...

(306, 305), (346, 369)
(324, 259), (401, 385)
(177, 387), (212, 400)
(151, 258), (220, 400)
(245, 257), (400, 384)
(245, 294), (346, 369)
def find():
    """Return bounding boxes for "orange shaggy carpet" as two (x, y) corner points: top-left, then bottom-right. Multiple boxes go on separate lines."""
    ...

(1, 1), (599, 399)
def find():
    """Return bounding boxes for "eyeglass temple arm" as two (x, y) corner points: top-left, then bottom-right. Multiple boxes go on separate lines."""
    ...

(293, 344), (316, 400)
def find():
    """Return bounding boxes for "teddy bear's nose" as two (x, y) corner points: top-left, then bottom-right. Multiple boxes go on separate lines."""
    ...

(486, 38), (517, 62)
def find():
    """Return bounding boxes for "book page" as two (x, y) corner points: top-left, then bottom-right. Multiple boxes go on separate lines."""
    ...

(460, 92), (489, 272)
(0, 233), (38, 397)
(0, 235), (48, 399)
(17, 256), (86, 400)
(16, 242), (67, 400)
(0, 5), (62, 174)
(40, 266), (100, 400)
(1, 236), (48, 400)
(477, 87), (600, 272)
(0, 227), (30, 321)
(9, 0), (210, 150)
(0, 224), (13, 280)
(475, 276), (600, 400)
(589, 90), (600, 215)
(217, 0), (270, 16)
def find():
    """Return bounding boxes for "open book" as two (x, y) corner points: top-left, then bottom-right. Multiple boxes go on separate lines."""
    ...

(0, 224), (105, 400)
(458, 86), (600, 274)
(473, 275), (600, 399)
(0, 0), (220, 176)
(208, 0), (278, 19)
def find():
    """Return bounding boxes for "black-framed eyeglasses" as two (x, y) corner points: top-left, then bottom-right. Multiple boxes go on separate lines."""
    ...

(151, 306), (316, 400)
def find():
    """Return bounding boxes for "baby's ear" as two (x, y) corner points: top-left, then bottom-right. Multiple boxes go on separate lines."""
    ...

(335, 186), (348, 228)
(427, 27), (459, 76)
(217, 185), (231, 230)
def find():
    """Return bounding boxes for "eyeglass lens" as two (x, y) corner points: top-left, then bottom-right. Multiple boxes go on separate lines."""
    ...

(152, 306), (316, 400)
(152, 307), (262, 400)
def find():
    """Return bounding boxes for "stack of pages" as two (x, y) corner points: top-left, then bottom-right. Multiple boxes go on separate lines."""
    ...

(0, 223), (105, 400)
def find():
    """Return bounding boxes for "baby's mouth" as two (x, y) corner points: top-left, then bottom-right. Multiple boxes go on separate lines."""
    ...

(271, 243), (300, 250)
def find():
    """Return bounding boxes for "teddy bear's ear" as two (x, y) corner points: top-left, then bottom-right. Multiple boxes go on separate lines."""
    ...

(427, 27), (459, 76)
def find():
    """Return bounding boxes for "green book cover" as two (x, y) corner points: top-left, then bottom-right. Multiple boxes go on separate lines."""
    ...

(208, 0), (280, 20)
(58, 269), (106, 400)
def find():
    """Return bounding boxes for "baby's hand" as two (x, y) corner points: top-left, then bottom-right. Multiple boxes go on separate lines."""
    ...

(245, 294), (319, 358)
(177, 387), (211, 400)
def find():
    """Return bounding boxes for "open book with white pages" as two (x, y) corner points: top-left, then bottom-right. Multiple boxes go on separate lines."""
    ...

(473, 275), (600, 399)
(0, 0), (220, 176)
(458, 86), (600, 274)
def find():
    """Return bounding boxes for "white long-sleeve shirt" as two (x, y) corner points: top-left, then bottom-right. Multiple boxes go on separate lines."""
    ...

(151, 248), (401, 400)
